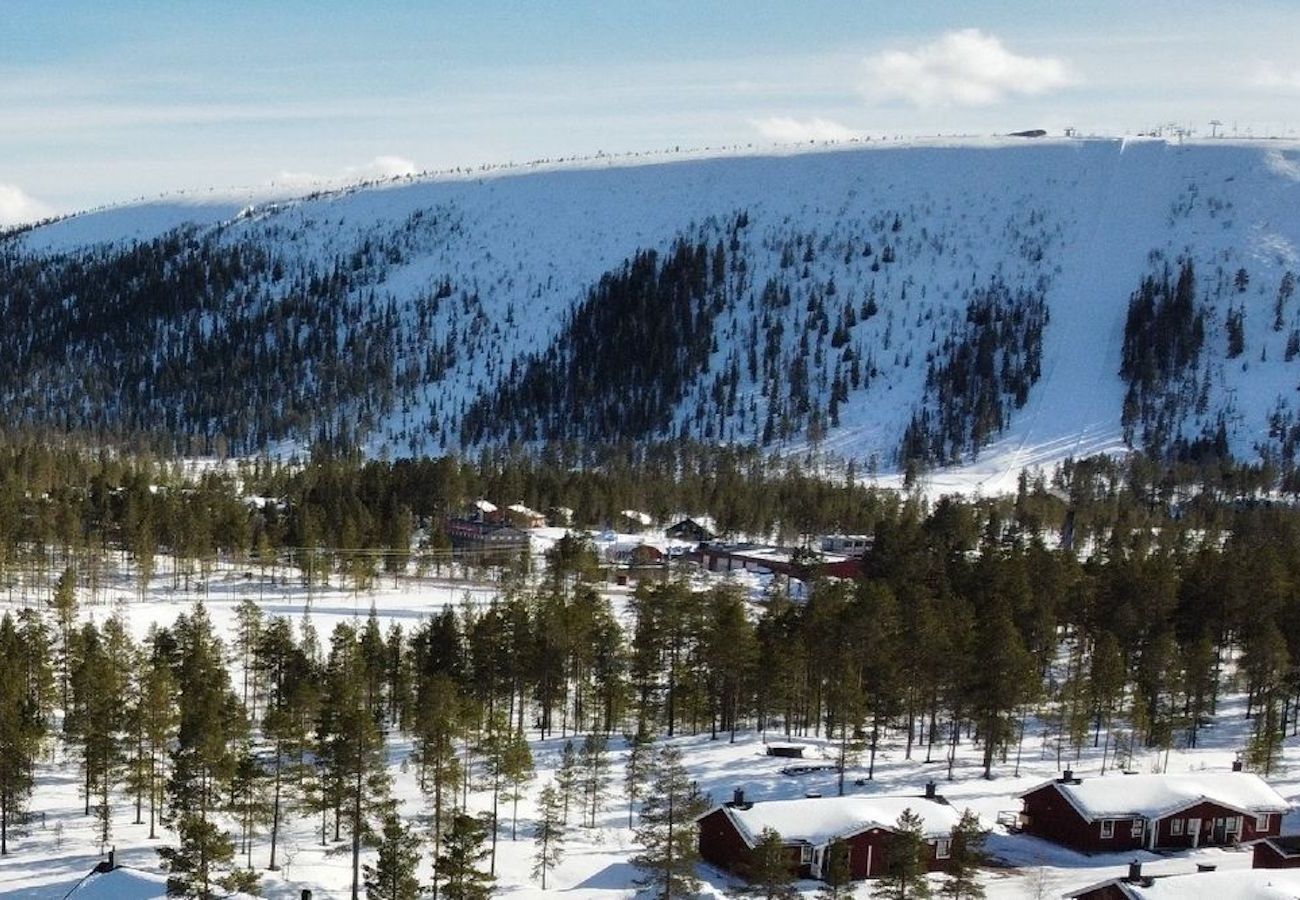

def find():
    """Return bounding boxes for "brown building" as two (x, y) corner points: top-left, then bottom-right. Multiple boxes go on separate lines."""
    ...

(698, 788), (964, 882)
(692, 542), (861, 581)
(1019, 771), (1288, 854)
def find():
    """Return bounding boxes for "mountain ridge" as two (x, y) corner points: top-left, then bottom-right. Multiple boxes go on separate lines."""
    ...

(5, 137), (1300, 481)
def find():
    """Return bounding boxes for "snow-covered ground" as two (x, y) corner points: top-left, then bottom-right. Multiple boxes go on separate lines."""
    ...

(0, 555), (1296, 899)
(12, 137), (1300, 475)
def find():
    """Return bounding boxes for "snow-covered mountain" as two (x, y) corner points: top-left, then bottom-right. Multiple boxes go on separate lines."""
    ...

(6, 137), (1300, 476)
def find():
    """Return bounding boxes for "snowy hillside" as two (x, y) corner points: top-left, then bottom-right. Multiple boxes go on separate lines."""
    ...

(6, 137), (1300, 473)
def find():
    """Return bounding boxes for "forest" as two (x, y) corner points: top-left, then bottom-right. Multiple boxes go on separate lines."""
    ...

(0, 437), (1299, 894)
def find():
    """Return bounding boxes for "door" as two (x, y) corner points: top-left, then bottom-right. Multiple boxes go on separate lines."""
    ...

(1212, 817), (1227, 844)
(1189, 817), (1201, 848)
(811, 846), (823, 880)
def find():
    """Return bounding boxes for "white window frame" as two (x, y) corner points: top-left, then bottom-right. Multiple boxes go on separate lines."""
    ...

(1131, 820), (1144, 838)
(800, 845), (813, 864)
(1171, 818), (1184, 836)
(1227, 816), (1241, 834)
(1257, 813), (1272, 832)
(1101, 819), (1115, 839)
(935, 839), (951, 859)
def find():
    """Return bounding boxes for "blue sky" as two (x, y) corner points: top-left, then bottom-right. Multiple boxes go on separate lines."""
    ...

(3, 1), (1299, 221)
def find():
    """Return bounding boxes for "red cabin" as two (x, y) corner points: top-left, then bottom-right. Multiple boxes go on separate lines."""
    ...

(697, 789), (964, 883)
(1254, 835), (1300, 869)
(1019, 771), (1288, 854)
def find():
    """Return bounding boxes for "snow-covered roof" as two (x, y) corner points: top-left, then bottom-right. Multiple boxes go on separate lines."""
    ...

(472, 499), (497, 513)
(718, 795), (965, 847)
(1071, 868), (1300, 900)
(1025, 772), (1290, 821)
(506, 502), (542, 517)
(620, 509), (654, 526)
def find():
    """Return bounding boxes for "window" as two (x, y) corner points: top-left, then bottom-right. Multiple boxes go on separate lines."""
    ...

(1227, 816), (1241, 834)
(1131, 820), (1144, 838)
(800, 845), (813, 864)
(1171, 819), (1184, 836)
(1258, 814), (1272, 832)
(935, 840), (951, 859)
(1101, 820), (1115, 839)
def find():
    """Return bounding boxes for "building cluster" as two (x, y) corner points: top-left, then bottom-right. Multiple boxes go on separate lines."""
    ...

(698, 769), (1297, 890)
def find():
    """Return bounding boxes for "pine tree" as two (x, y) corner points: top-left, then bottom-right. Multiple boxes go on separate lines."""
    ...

(532, 781), (566, 889)
(437, 812), (495, 900)
(48, 566), (78, 711)
(874, 808), (931, 899)
(939, 809), (987, 900)
(255, 616), (317, 871)
(816, 839), (853, 900)
(363, 810), (423, 900)
(502, 727), (534, 840)
(632, 745), (709, 899)
(579, 732), (610, 828)
(317, 622), (391, 900)
(624, 727), (655, 827)
(412, 672), (462, 883)
(0, 613), (45, 855)
(744, 827), (798, 899)
(556, 739), (579, 825)
(159, 602), (248, 900)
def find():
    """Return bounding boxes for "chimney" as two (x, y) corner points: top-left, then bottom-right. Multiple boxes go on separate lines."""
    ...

(925, 780), (937, 799)
(107, 847), (115, 870)
(732, 788), (745, 807)
(1232, 759), (1244, 772)
(302, 891), (313, 900)
(1127, 861), (1142, 883)
(1058, 769), (1078, 784)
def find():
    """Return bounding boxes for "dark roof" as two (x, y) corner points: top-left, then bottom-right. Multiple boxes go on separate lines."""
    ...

(1261, 834), (1300, 856)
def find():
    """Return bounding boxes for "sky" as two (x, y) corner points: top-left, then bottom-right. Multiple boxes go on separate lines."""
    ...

(3, 0), (1299, 223)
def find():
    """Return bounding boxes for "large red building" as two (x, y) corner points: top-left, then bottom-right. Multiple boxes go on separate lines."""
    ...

(697, 789), (964, 882)
(1019, 771), (1288, 854)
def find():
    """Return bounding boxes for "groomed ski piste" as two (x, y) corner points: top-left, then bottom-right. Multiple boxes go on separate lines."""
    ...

(0, 525), (1296, 899)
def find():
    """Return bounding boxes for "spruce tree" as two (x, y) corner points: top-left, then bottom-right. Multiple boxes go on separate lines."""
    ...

(874, 808), (931, 900)
(816, 839), (853, 900)
(632, 745), (709, 899)
(532, 781), (566, 890)
(556, 739), (579, 825)
(744, 827), (798, 899)
(318, 622), (391, 900)
(939, 809), (987, 900)
(158, 603), (248, 900)
(437, 812), (495, 900)
(624, 727), (655, 827)
(579, 732), (610, 828)
(502, 727), (534, 840)
(363, 810), (423, 900)
(0, 613), (45, 855)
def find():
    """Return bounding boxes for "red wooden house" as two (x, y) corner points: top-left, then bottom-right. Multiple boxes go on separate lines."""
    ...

(1019, 771), (1288, 854)
(1254, 835), (1300, 869)
(1068, 863), (1300, 898)
(697, 787), (964, 883)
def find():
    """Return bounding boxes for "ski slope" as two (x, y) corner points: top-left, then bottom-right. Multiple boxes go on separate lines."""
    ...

(12, 137), (1300, 479)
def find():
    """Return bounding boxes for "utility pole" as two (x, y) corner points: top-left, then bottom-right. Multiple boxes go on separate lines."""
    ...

(1210, 119), (1223, 138)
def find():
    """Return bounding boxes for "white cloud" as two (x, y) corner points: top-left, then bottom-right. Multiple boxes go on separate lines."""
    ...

(863, 29), (1074, 107)
(0, 183), (54, 227)
(752, 116), (860, 143)
(272, 155), (420, 189)
(1251, 64), (1300, 93)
